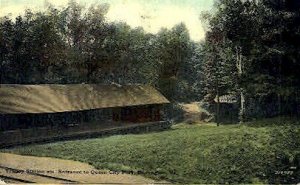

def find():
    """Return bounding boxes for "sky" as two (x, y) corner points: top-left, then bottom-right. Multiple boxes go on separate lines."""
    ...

(0, 0), (215, 41)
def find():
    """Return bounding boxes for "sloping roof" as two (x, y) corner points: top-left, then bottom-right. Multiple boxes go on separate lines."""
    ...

(0, 84), (170, 114)
(214, 94), (237, 104)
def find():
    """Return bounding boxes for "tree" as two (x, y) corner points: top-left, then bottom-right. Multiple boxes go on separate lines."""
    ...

(154, 23), (194, 101)
(201, 35), (236, 125)
(0, 1), (199, 104)
(202, 0), (300, 121)
(0, 16), (14, 83)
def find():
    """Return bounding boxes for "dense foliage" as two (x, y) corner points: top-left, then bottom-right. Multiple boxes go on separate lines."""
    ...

(201, 0), (300, 120)
(0, 1), (202, 103)
(1, 0), (300, 120)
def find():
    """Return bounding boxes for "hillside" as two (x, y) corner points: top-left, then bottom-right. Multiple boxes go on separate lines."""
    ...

(3, 117), (300, 184)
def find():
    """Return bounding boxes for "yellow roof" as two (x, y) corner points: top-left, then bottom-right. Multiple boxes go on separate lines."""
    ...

(0, 84), (170, 114)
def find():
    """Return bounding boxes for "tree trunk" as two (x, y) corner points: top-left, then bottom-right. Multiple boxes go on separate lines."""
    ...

(239, 91), (245, 123)
(236, 46), (245, 123)
(216, 91), (220, 126)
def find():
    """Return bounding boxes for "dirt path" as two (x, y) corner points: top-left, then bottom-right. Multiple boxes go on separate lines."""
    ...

(180, 102), (211, 123)
(0, 153), (164, 184)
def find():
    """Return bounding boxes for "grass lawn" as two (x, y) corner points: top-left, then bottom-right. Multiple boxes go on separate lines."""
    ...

(2, 117), (300, 184)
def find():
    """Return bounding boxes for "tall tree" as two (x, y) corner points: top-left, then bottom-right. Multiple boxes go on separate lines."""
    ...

(155, 23), (193, 101)
(202, 0), (300, 120)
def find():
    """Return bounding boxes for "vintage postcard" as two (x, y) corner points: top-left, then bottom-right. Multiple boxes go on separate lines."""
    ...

(0, 0), (299, 184)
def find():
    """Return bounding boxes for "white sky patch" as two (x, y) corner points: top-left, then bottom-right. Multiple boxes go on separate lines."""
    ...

(150, 5), (205, 41)
(0, 0), (212, 41)
(106, 2), (205, 41)
(0, 4), (27, 17)
(106, 2), (147, 29)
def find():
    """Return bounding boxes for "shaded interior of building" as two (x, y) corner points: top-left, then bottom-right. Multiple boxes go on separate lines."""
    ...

(0, 104), (163, 131)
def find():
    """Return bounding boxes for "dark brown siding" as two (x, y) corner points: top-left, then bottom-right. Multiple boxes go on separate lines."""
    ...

(113, 105), (162, 123)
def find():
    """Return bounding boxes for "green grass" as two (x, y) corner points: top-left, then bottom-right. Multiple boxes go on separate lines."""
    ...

(3, 117), (300, 184)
